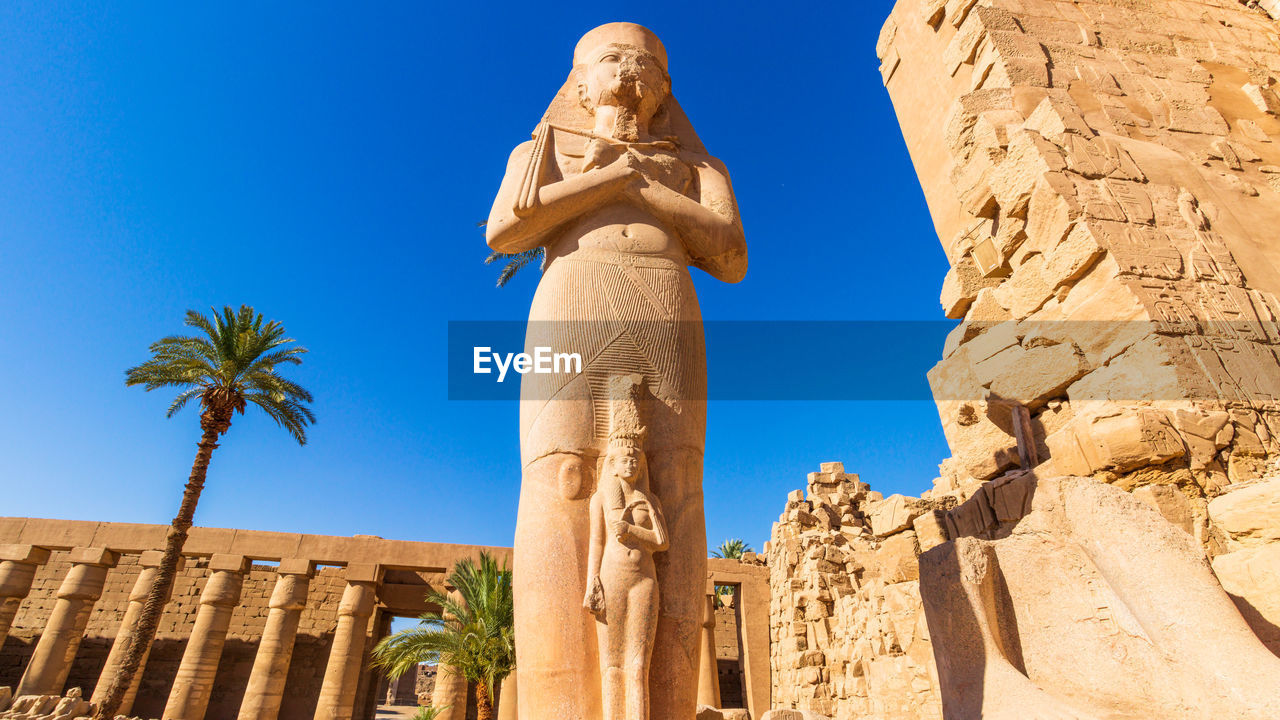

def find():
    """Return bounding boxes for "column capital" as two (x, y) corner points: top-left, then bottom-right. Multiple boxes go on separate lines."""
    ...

(269, 571), (312, 611)
(337, 580), (377, 618)
(0, 544), (51, 565)
(67, 546), (119, 567)
(201, 561), (248, 607)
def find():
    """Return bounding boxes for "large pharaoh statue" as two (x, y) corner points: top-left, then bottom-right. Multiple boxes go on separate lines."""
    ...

(486, 21), (746, 720)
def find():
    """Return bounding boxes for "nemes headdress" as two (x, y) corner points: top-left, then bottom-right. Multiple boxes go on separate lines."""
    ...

(607, 374), (647, 450)
(539, 21), (705, 157)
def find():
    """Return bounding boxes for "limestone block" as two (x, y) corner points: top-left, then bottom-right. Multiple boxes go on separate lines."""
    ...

(912, 511), (949, 552)
(697, 705), (750, 720)
(1243, 82), (1280, 115)
(983, 341), (1087, 410)
(1212, 544), (1280, 653)
(877, 532), (920, 585)
(1208, 477), (1280, 546)
(940, 256), (1001, 318)
(992, 253), (1056, 316)
(1132, 484), (1194, 535)
(867, 495), (930, 537)
(1045, 409), (1185, 475)
(760, 710), (832, 720)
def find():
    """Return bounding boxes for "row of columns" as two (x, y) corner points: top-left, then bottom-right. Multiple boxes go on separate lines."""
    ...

(0, 546), (402, 720)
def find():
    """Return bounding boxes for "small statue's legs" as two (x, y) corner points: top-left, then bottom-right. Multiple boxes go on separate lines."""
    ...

(601, 666), (625, 720)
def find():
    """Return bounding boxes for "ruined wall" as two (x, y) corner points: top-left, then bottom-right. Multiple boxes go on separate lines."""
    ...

(766, 463), (947, 720)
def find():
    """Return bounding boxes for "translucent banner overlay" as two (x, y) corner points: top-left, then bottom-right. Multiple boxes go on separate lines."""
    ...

(448, 320), (1280, 402)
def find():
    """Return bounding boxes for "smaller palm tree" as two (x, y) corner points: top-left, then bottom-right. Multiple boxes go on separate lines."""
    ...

(374, 552), (515, 720)
(711, 538), (753, 559)
(412, 706), (449, 720)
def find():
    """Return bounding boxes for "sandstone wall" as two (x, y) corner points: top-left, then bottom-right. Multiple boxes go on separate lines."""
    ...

(0, 518), (508, 720)
(0, 551), (349, 719)
(878, 0), (1280, 507)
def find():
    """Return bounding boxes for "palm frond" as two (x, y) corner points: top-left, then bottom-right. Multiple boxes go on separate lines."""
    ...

(485, 248), (544, 288)
(127, 305), (314, 444)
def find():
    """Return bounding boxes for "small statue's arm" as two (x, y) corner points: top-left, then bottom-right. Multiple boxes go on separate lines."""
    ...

(615, 495), (669, 553)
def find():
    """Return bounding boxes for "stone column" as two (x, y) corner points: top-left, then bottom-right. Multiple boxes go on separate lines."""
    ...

(163, 554), (248, 720)
(0, 545), (51, 649)
(92, 550), (175, 713)
(431, 589), (469, 720)
(16, 547), (118, 696)
(496, 671), (518, 720)
(313, 563), (381, 720)
(237, 558), (314, 720)
(697, 587), (721, 709)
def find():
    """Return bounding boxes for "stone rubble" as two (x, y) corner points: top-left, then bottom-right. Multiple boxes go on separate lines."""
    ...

(766, 463), (946, 720)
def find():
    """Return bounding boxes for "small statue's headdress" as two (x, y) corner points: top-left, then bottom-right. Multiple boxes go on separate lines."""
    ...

(607, 374), (647, 451)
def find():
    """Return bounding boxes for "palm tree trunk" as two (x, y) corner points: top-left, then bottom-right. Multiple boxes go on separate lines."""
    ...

(475, 682), (495, 720)
(92, 418), (224, 719)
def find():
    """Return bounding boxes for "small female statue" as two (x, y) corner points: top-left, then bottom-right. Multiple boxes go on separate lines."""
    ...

(584, 425), (669, 720)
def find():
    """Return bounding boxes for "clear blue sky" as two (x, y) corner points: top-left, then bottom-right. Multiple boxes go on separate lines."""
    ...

(0, 1), (951, 553)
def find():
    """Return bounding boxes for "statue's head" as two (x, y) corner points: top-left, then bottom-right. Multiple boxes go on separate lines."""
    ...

(573, 23), (670, 133)
(67, 687), (83, 699)
(605, 430), (648, 485)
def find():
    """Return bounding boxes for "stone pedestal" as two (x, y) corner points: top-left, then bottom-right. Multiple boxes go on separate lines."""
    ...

(16, 547), (118, 696)
(92, 550), (171, 713)
(0, 545), (51, 649)
(697, 590), (721, 709)
(238, 559), (314, 720)
(163, 554), (249, 720)
(313, 564), (380, 720)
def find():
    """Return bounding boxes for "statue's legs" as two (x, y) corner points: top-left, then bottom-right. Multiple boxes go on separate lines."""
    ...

(1048, 478), (1280, 718)
(646, 447), (705, 720)
(514, 452), (600, 720)
(920, 537), (1102, 720)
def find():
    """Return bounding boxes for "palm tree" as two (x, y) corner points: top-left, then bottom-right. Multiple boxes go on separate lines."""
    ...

(374, 551), (515, 720)
(712, 538), (753, 559)
(484, 247), (544, 288)
(711, 538), (754, 608)
(92, 305), (314, 719)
